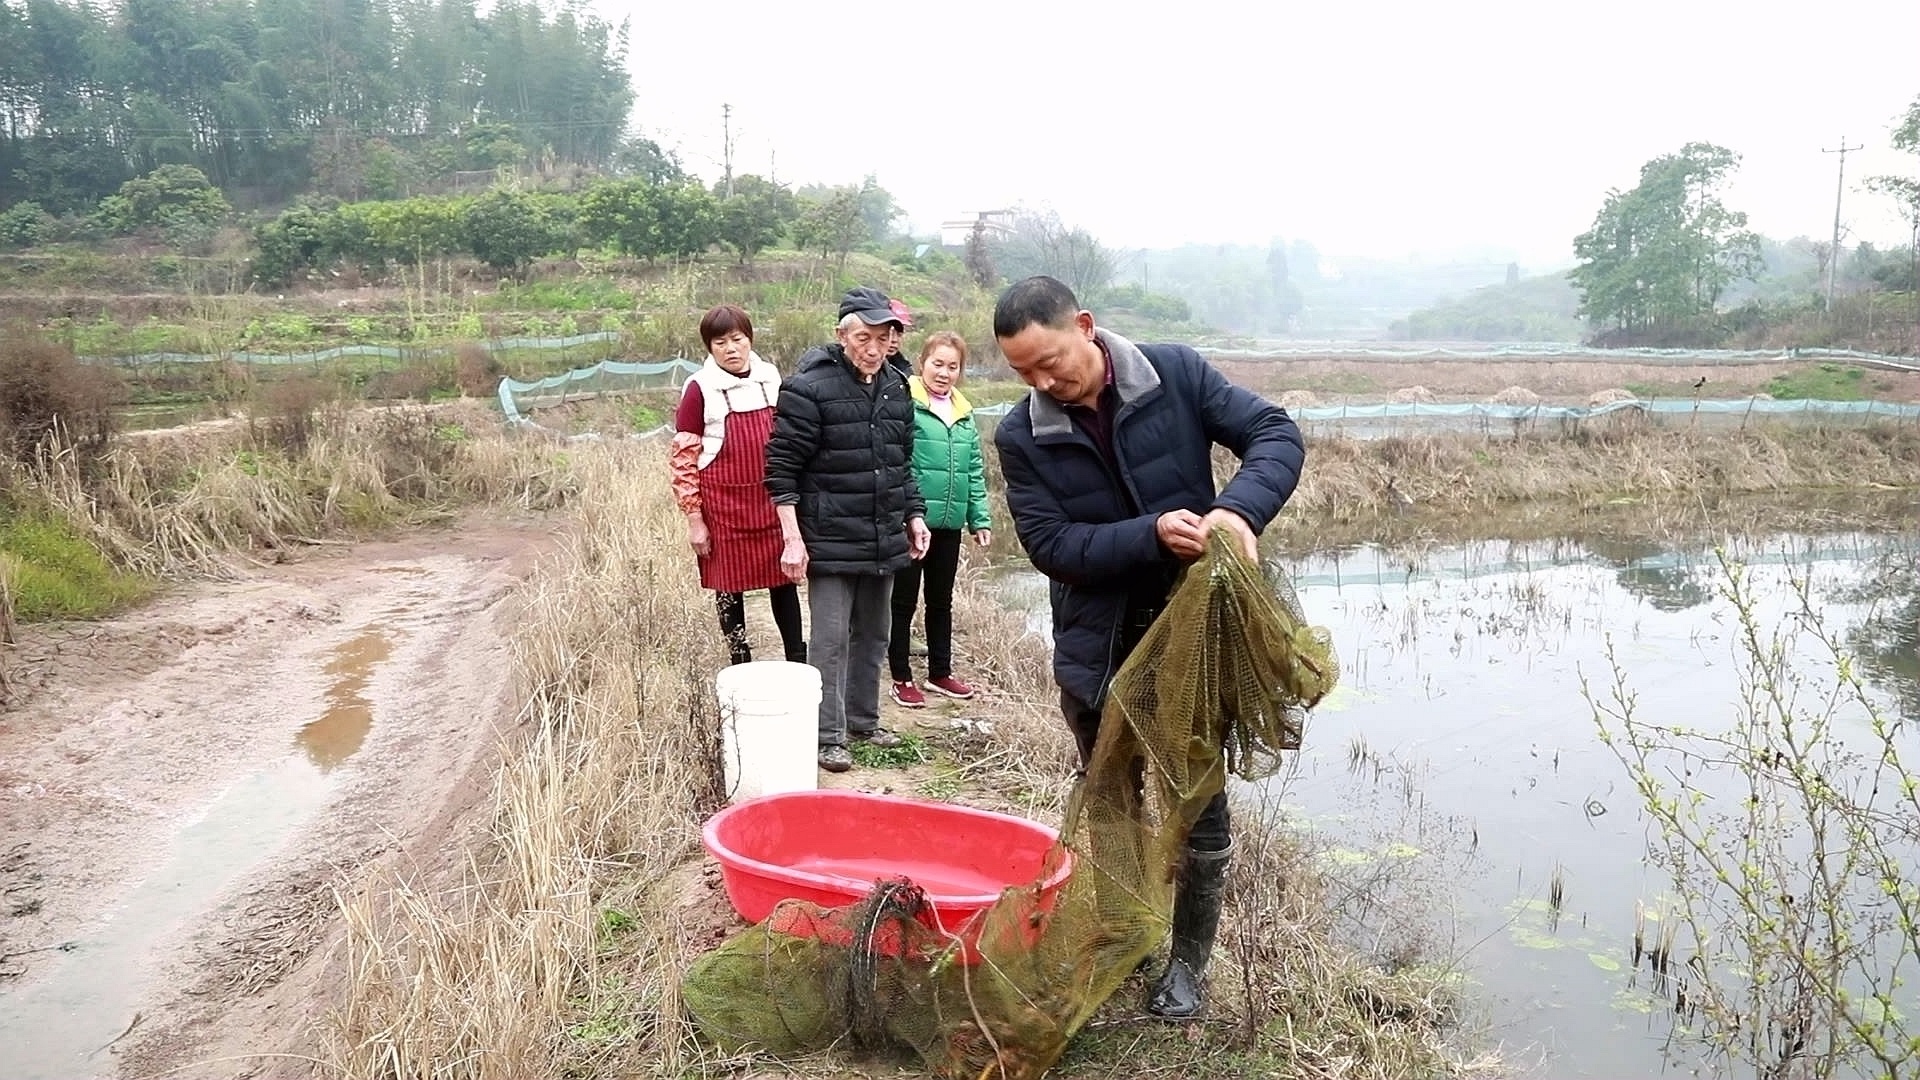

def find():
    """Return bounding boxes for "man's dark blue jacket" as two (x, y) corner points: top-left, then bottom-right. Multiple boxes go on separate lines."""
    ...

(994, 328), (1305, 708)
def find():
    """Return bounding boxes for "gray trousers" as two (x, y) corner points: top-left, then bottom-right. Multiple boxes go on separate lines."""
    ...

(808, 571), (892, 746)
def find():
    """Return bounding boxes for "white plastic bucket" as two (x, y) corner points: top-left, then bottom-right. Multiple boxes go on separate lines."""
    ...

(716, 660), (821, 803)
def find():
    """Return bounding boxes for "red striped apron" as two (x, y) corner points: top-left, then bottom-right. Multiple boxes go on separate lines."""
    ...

(698, 405), (786, 593)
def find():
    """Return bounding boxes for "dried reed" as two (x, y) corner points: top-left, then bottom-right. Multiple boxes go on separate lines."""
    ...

(1281, 423), (1920, 524)
(26, 400), (568, 577)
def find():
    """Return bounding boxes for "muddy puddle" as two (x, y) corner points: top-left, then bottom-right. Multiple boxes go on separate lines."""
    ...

(113, 401), (226, 432)
(299, 631), (392, 770)
(1003, 521), (1919, 1076)
(0, 626), (396, 1080)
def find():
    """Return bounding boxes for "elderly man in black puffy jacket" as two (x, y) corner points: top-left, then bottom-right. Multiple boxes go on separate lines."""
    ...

(992, 275), (1304, 1020)
(766, 286), (930, 774)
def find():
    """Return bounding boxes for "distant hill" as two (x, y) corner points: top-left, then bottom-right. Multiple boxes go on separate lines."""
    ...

(1388, 272), (1584, 342)
(1132, 242), (1540, 339)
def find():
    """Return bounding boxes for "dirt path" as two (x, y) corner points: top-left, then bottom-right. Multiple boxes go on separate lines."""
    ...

(0, 517), (560, 1079)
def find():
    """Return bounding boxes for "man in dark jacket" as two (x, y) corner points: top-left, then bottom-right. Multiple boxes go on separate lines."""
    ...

(766, 286), (931, 773)
(992, 275), (1304, 1019)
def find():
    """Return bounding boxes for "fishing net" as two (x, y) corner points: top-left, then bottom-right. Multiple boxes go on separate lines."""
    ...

(681, 534), (1337, 1077)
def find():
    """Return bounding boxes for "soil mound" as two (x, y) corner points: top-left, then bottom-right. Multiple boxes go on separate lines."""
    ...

(1490, 386), (1541, 406)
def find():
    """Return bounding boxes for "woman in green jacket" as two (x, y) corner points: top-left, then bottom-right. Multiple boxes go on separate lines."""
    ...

(888, 331), (992, 706)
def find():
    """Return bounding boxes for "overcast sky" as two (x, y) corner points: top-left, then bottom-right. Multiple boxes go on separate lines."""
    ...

(602, 0), (1919, 270)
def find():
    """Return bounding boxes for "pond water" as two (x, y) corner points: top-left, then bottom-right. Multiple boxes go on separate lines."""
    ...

(114, 400), (226, 432)
(1003, 519), (1920, 1076)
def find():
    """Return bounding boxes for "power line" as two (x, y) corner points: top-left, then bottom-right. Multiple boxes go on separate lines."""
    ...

(721, 103), (732, 198)
(1821, 135), (1863, 313)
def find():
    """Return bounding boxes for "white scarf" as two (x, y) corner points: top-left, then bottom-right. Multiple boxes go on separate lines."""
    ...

(688, 351), (782, 468)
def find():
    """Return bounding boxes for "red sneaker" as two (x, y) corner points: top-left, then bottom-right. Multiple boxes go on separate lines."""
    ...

(924, 675), (976, 700)
(889, 680), (926, 707)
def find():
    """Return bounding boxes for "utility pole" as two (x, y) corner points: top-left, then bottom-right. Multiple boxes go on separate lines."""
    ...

(721, 103), (734, 198)
(1821, 136), (1862, 313)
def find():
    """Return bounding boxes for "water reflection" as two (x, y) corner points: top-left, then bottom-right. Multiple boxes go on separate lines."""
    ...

(1840, 552), (1920, 722)
(1289, 532), (1919, 1077)
(998, 524), (1920, 1077)
(298, 629), (392, 770)
(114, 400), (224, 432)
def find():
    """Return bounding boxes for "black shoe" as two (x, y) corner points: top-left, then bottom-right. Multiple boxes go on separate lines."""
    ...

(850, 727), (903, 749)
(818, 745), (853, 772)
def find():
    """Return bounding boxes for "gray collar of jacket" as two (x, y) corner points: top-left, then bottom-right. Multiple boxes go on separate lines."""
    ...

(1026, 327), (1162, 439)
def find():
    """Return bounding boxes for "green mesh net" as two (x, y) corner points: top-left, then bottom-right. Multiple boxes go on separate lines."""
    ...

(681, 534), (1338, 1077)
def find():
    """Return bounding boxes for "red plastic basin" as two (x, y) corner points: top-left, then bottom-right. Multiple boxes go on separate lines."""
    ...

(702, 789), (1071, 947)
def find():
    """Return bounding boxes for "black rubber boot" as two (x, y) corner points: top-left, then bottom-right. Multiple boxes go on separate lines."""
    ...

(1146, 843), (1231, 1020)
(785, 643), (808, 664)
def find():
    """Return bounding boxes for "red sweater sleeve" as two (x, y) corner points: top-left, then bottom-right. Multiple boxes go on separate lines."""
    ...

(674, 382), (704, 433)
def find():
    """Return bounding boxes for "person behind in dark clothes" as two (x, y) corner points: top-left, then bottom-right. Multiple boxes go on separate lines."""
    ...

(991, 274), (1305, 1019)
(764, 286), (930, 774)
(668, 304), (805, 666)
(885, 297), (914, 378)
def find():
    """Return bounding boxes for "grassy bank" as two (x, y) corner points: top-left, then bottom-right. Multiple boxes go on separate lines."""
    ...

(7, 401), (566, 578)
(1280, 422), (1920, 526)
(0, 511), (147, 620)
(961, 415), (1920, 560)
(13, 397), (1914, 625)
(0, 391), (572, 638)
(13, 250), (1008, 407)
(0, 396), (570, 696)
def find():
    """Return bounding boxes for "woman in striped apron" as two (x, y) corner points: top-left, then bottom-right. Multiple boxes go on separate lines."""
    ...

(669, 304), (805, 665)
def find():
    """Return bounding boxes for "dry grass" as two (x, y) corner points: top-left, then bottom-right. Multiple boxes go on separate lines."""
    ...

(321, 439), (727, 1079)
(1279, 422), (1920, 526)
(0, 552), (15, 701)
(0, 327), (127, 464)
(1042, 795), (1495, 1080)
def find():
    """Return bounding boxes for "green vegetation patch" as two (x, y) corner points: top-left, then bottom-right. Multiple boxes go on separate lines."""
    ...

(1767, 363), (1868, 401)
(493, 279), (636, 313)
(625, 404), (663, 431)
(849, 730), (931, 768)
(0, 511), (147, 620)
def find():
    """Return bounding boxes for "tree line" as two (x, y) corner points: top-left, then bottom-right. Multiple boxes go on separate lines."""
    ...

(0, 0), (636, 214)
(247, 172), (903, 285)
(1570, 96), (1920, 346)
